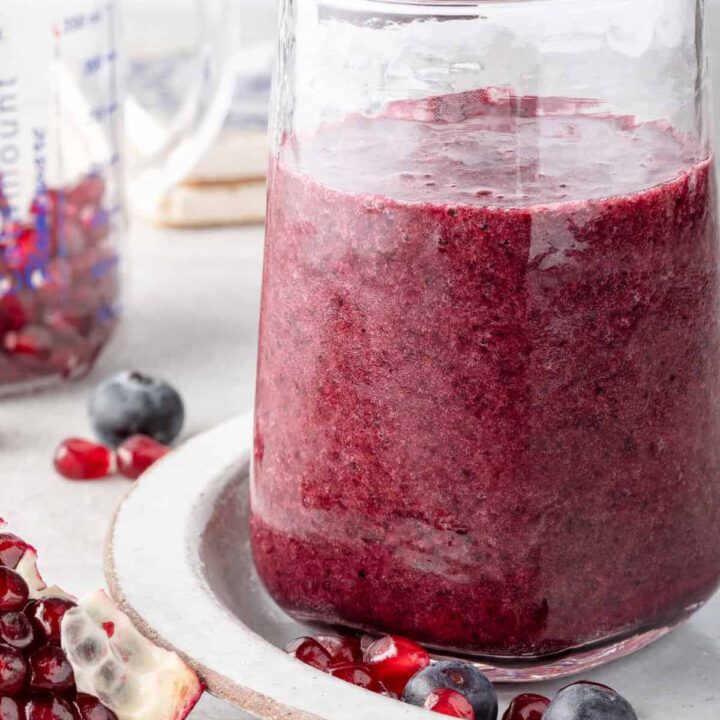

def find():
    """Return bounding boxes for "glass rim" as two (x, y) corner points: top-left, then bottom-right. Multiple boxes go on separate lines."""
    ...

(316, 0), (636, 14)
(336, 0), (639, 3)
(318, 0), (630, 4)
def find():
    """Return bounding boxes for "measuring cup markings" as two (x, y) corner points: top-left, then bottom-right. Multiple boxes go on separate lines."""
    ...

(53, 1), (120, 275)
(0, 78), (21, 221)
(1, 0), (231, 392)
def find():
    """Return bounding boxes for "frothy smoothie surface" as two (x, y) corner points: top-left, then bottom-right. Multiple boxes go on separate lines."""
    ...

(251, 91), (720, 657)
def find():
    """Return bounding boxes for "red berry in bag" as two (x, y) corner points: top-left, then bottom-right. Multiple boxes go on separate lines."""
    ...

(69, 175), (105, 208)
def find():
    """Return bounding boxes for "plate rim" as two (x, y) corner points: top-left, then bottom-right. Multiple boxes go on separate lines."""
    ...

(104, 414), (431, 720)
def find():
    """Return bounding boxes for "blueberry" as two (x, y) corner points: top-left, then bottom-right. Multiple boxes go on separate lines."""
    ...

(544, 683), (638, 720)
(403, 661), (498, 720)
(89, 371), (184, 447)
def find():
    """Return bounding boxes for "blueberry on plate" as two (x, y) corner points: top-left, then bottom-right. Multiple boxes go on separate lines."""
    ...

(403, 661), (498, 720)
(543, 683), (638, 720)
(89, 371), (184, 448)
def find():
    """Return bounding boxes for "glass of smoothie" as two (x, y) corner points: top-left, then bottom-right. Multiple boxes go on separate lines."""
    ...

(251, 0), (720, 679)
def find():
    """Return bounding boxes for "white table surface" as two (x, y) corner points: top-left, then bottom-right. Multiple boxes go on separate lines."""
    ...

(3, 219), (720, 720)
(4, 8), (720, 710)
(1, 219), (264, 720)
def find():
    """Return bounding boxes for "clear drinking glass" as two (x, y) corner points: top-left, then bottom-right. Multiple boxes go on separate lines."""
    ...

(0, 0), (235, 395)
(251, 0), (720, 679)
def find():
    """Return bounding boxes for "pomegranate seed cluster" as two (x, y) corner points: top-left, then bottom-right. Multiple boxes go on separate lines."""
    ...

(285, 633), (638, 720)
(0, 533), (117, 720)
(0, 174), (119, 391)
(0, 522), (203, 720)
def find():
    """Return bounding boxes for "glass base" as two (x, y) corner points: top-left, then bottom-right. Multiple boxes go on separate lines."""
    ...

(0, 362), (93, 399)
(441, 625), (674, 682)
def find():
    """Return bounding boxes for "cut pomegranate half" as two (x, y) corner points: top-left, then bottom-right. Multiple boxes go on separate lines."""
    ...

(0, 524), (72, 605)
(61, 590), (203, 720)
(0, 522), (202, 720)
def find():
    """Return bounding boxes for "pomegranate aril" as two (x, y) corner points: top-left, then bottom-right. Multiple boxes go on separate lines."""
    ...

(47, 345), (90, 381)
(0, 296), (28, 335)
(284, 637), (333, 671)
(314, 635), (362, 665)
(79, 207), (110, 244)
(53, 439), (111, 481)
(0, 570), (29, 611)
(56, 218), (86, 257)
(425, 689), (476, 720)
(360, 634), (376, 655)
(34, 260), (72, 306)
(502, 694), (551, 720)
(69, 175), (105, 209)
(0, 696), (21, 720)
(116, 435), (170, 480)
(74, 695), (117, 720)
(26, 599), (76, 645)
(362, 634), (430, 696)
(3, 226), (38, 271)
(329, 662), (372, 684)
(0, 643), (27, 694)
(0, 536), (31, 571)
(28, 645), (75, 692)
(328, 663), (392, 695)
(44, 309), (93, 340)
(3, 327), (53, 360)
(25, 695), (77, 720)
(0, 612), (34, 650)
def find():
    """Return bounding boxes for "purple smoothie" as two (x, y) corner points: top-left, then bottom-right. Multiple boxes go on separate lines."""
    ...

(251, 91), (720, 658)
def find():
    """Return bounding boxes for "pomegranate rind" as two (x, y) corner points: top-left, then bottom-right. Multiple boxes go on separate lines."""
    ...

(61, 590), (203, 720)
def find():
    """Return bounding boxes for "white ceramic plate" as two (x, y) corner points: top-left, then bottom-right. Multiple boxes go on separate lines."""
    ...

(106, 415), (720, 720)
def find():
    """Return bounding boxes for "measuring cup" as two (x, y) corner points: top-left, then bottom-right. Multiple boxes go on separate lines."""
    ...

(0, 0), (238, 395)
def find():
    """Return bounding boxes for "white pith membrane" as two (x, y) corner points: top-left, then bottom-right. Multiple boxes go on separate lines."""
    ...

(61, 590), (203, 720)
(1, 521), (202, 720)
(0, 519), (51, 599)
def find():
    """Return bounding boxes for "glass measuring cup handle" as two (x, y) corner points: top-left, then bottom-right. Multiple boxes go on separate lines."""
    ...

(125, 0), (243, 217)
